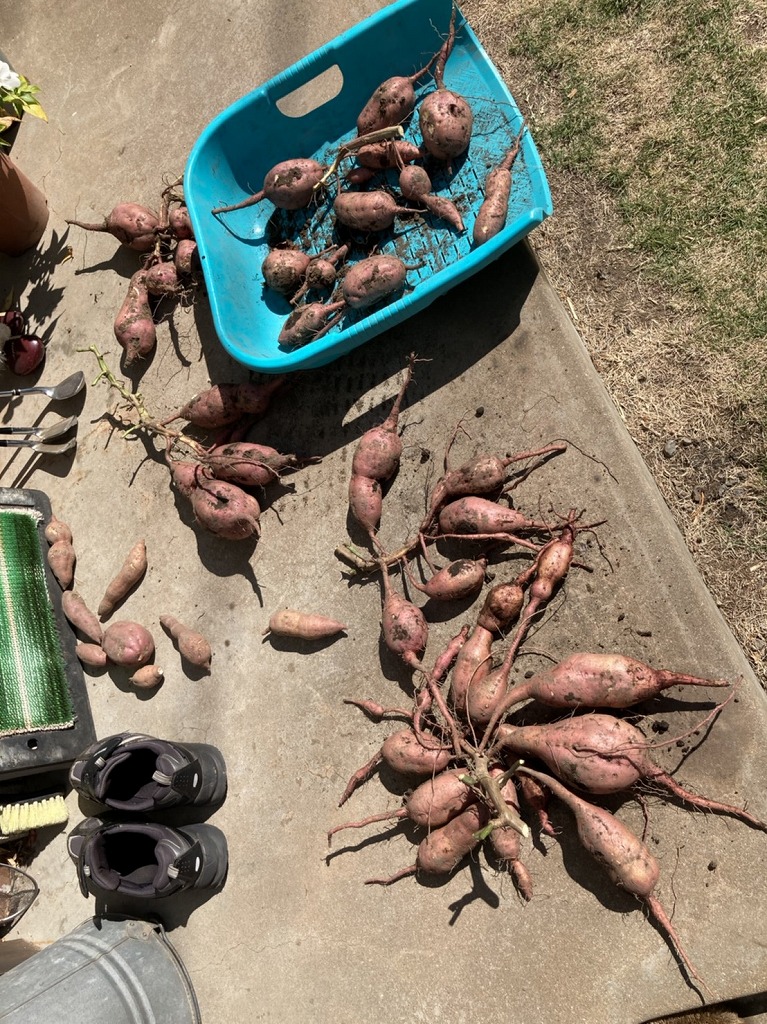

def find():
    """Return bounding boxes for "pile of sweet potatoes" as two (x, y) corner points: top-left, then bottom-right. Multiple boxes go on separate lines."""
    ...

(214, 4), (528, 354)
(327, 356), (760, 997)
(67, 179), (200, 370)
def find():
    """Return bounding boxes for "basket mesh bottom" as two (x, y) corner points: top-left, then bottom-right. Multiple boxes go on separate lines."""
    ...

(0, 510), (74, 737)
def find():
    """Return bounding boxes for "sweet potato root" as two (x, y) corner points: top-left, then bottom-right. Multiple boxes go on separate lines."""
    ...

(66, 203), (159, 251)
(44, 514), (72, 546)
(278, 301), (345, 349)
(333, 191), (411, 233)
(145, 261), (181, 297)
(473, 122), (526, 246)
(212, 158), (325, 215)
(76, 642), (108, 669)
(167, 378), (285, 429)
(101, 620), (155, 668)
(205, 441), (306, 488)
(405, 556), (487, 602)
(160, 614), (212, 669)
(190, 477), (261, 541)
(417, 11), (473, 168)
(174, 238), (199, 277)
(98, 539), (147, 620)
(168, 205), (194, 240)
(62, 591), (103, 644)
(262, 249), (311, 296)
(399, 166), (465, 232)
(438, 497), (545, 536)
(264, 609), (347, 640)
(129, 664), (164, 689)
(356, 52), (439, 135)
(114, 269), (156, 365)
(341, 255), (407, 310)
(47, 539), (75, 590)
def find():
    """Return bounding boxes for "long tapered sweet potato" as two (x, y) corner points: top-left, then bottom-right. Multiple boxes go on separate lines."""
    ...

(205, 441), (305, 488)
(62, 591), (103, 644)
(98, 539), (147, 620)
(264, 609), (346, 641)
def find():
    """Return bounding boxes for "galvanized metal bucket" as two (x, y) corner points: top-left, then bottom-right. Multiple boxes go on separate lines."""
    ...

(0, 916), (201, 1023)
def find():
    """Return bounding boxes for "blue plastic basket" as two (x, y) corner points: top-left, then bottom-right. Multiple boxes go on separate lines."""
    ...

(184, 0), (552, 373)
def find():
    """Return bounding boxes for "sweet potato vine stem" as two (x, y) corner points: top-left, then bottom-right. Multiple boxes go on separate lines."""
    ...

(78, 344), (206, 453)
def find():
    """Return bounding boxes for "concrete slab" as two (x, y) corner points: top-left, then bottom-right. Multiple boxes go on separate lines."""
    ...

(1, 2), (767, 1023)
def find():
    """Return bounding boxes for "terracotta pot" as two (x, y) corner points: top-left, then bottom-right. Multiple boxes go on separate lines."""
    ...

(0, 151), (48, 256)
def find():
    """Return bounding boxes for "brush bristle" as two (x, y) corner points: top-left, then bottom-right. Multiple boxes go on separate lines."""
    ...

(0, 795), (68, 836)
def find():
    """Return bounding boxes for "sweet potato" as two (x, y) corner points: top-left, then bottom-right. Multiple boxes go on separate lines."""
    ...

(437, 497), (544, 536)
(205, 441), (305, 488)
(338, 726), (452, 806)
(475, 581), (525, 633)
(473, 122), (526, 246)
(488, 767), (533, 900)
(290, 245), (348, 305)
(264, 609), (346, 641)
(62, 591), (103, 644)
(380, 568), (428, 671)
(348, 474), (383, 535)
(212, 158), (325, 215)
(516, 771), (556, 837)
(355, 139), (423, 170)
(356, 52), (438, 135)
(366, 802), (488, 885)
(341, 255), (406, 310)
(418, 11), (473, 168)
(168, 205), (194, 240)
(160, 614), (212, 669)
(98, 539), (147, 619)
(328, 768), (474, 845)
(278, 301), (345, 349)
(114, 269), (156, 365)
(351, 353), (415, 482)
(174, 238), (199, 277)
(167, 377), (285, 429)
(333, 191), (411, 233)
(145, 260), (181, 297)
(167, 455), (205, 498)
(448, 624), (493, 715)
(398, 165), (465, 232)
(129, 664), (164, 689)
(47, 539), (75, 590)
(44, 513), (72, 546)
(262, 249), (311, 296)
(495, 713), (767, 830)
(101, 620), (155, 668)
(66, 203), (159, 251)
(190, 477), (261, 541)
(503, 652), (729, 713)
(76, 642), (108, 669)
(405, 556), (487, 601)
(520, 766), (710, 993)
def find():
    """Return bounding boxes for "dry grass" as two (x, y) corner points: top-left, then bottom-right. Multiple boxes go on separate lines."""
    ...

(461, 0), (767, 683)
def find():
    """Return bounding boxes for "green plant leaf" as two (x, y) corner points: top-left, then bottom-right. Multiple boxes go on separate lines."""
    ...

(18, 97), (46, 121)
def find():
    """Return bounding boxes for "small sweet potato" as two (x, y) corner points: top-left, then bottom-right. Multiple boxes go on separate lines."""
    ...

(160, 614), (212, 669)
(62, 591), (103, 644)
(174, 238), (199, 277)
(342, 255), (406, 310)
(97, 539), (147, 620)
(264, 609), (347, 640)
(44, 514), (72, 546)
(355, 139), (423, 169)
(114, 269), (156, 365)
(169, 378), (285, 429)
(129, 664), (164, 689)
(76, 642), (108, 669)
(168, 205), (194, 240)
(398, 165), (465, 232)
(406, 557), (487, 602)
(47, 539), (75, 590)
(101, 620), (155, 667)
(262, 249), (311, 296)
(405, 768), (475, 829)
(278, 301), (344, 349)
(438, 497), (541, 536)
(348, 474), (383, 535)
(381, 728), (453, 777)
(145, 261), (181, 297)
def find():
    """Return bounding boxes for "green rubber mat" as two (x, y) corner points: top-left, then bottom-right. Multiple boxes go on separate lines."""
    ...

(0, 509), (74, 736)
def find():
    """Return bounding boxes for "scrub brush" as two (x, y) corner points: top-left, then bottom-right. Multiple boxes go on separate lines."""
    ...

(0, 794), (68, 839)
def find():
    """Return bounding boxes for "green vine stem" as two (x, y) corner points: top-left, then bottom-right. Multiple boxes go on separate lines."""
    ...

(77, 344), (206, 457)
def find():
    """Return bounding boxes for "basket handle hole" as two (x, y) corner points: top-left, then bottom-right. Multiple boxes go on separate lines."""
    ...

(275, 65), (343, 118)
